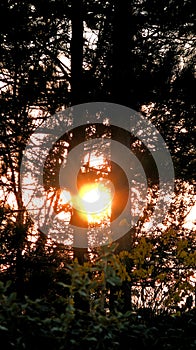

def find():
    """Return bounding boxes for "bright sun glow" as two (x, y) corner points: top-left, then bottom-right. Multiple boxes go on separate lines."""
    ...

(78, 182), (112, 224)
(79, 183), (100, 203)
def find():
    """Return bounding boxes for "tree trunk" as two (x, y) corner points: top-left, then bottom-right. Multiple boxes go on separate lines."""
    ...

(71, 0), (83, 105)
(110, 0), (135, 307)
(111, 0), (134, 107)
(15, 191), (26, 299)
(70, 0), (89, 311)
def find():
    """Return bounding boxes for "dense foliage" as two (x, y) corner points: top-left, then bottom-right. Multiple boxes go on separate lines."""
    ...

(1, 242), (196, 350)
(0, 0), (195, 348)
(0, 252), (196, 350)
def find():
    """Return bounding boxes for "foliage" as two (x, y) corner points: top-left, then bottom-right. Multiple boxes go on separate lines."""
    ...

(128, 228), (196, 312)
(0, 0), (195, 348)
(0, 251), (196, 350)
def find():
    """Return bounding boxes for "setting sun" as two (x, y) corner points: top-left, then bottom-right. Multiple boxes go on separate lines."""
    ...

(77, 182), (113, 224)
(80, 183), (101, 203)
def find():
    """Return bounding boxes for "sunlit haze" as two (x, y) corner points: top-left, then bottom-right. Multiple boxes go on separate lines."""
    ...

(77, 182), (112, 224)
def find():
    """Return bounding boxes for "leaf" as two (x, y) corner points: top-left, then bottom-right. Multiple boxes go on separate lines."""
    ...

(57, 282), (70, 289)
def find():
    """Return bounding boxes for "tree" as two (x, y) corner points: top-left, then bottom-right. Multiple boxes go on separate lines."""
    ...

(71, 0), (84, 105)
(0, 0), (195, 315)
(0, 0), (71, 297)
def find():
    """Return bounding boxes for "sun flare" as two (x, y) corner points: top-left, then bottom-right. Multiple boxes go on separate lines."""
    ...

(78, 182), (112, 224)
(80, 184), (100, 203)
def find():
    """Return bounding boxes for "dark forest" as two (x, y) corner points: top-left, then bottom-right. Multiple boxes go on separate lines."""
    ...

(0, 0), (195, 349)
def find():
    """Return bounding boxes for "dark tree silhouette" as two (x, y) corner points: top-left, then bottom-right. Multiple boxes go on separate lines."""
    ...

(0, 0), (195, 320)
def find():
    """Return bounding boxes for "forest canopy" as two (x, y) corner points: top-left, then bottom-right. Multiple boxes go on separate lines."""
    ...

(0, 0), (195, 349)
